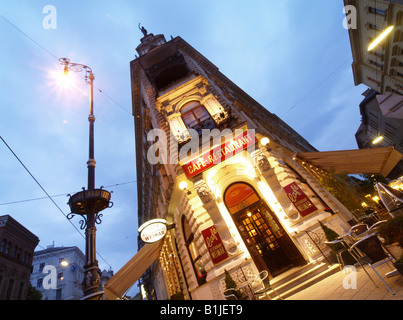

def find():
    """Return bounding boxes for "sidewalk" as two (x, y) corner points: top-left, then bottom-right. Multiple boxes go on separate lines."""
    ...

(286, 263), (403, 300)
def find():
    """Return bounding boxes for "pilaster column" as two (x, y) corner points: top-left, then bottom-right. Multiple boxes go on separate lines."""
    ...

(193, 179), (237, 254)
(252, 149), (300, 220)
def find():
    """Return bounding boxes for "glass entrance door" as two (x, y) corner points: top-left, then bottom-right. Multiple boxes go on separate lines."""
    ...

(236, 208), (292, 277)
(224, 182), (306, 278)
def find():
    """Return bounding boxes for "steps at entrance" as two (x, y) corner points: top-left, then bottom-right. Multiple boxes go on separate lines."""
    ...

(268, 262), (340, 300)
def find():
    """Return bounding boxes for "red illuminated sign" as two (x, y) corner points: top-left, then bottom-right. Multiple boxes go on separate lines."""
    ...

(201, 225), (228, 264)
(182, 130), (256, 179)
(283, 182), (317, 217)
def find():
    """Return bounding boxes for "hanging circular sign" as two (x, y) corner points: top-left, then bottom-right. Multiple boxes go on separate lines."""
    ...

(138, 219), (167, 243)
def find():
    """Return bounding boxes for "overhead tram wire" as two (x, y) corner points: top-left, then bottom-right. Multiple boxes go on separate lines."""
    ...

(282, 57), (352, 116)
(0, 13), (58, 60)
(0, 136), (112, 269)
(0, 12), (132, 115)
(0, 180), (138, 206)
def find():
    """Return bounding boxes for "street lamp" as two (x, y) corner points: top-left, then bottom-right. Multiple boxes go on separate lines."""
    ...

(59, 58), (112, 300)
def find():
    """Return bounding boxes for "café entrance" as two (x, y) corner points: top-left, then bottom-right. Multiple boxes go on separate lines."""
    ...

(224, 182), (306, 277)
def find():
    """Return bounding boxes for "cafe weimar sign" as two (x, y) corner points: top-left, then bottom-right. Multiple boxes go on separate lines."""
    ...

(138, 219), (168, 243)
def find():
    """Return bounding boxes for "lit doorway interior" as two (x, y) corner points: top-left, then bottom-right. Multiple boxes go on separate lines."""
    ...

(224, 182), (306, 277)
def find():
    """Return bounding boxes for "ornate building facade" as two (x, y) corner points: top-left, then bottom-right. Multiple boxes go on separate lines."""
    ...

(344, 0), (403, 94)
(30, 245), (86, 300)
(131, 31), (356, 300)
(0, 215), (39, 300)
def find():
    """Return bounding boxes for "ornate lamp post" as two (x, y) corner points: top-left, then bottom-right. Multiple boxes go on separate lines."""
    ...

(59, 58), (112, 300)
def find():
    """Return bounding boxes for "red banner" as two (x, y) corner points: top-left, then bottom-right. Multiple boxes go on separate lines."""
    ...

(182, 130), (256, 179)
(283, 182), (317, 217)
(201, 226), (228, 264)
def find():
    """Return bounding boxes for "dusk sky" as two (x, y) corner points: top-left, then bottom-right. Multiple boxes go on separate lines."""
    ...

(0, 1), (367, 296)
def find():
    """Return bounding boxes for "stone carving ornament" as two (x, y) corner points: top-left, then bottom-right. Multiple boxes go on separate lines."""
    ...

(196, 184), (213, 204)
(256, 154), (271, 173)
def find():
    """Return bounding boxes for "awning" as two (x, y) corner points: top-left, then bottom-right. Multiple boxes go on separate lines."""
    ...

(376, 182), (403, 218)
(297, 147), (402, 177)
(104, 241), (163, 300)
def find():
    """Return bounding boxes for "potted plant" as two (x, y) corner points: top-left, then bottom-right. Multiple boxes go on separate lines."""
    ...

(319, 220), (356, 266)
(377, 216), (403, 275)
(170, 291), (185, 300)
(223, 269), (247, 300)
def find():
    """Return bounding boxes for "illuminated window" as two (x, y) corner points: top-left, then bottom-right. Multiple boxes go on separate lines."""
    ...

(182, 215), (207, 285)
(181, 101), (215, 135)
(224, 183), (260, 215)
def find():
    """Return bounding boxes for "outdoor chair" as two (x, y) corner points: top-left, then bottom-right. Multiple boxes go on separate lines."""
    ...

(223, 288), (238, 300)
(367, 220), (387, 234)
(349, 234), (396, 295)
(251, 270), (282, 300)
(223, 288), (248, 300)
(349, 223), (369, 240)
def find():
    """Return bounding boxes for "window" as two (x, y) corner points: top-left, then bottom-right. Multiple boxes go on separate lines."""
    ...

(369, 60), (383, 70)
(0, 239), (5, 253)
(5, 279), (14, 300)
(369, 23), (383, 31)
(17, 282), (24, 300)
(224, 183), (260, 215)
(5, 242), (10, 255)
(39, 263), (45, 272)
(37, 278), (43, 288)
(368, 7), (386, 16)
(367, 76), (381, 86)
(58, 272), (63, 282)
(181, 101), (215, 135)
(370, 51), (384, 61)
(56, 289), (62, 300)
(182, 215), (207, 285)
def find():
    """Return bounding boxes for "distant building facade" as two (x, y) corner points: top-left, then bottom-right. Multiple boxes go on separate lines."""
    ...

(344, 0), (403, 94)
(355, 88), (403, 178)
(131, 32), (357, 300)
(0, 215), (39, 300)
(30, 245), (85, 300)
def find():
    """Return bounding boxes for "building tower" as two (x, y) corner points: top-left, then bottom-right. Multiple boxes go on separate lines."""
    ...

(130, 30), (355, 300)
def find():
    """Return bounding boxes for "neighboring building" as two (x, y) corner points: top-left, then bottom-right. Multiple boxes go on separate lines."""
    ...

(355, 88), (403, 178)
(99, 268), (114, 296)
(344, 0), (403, 94)
(0, 215), (39, 300)
(30, 245), (85, 300)
(130, 31), (359, 300)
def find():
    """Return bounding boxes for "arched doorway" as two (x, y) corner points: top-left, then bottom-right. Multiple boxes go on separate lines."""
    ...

(224, 182), (306, 277)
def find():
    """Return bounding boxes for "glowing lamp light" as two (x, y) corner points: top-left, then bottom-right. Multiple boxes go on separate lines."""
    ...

(60, 260), (69, 267)
(52, 67), (74, 89)
(260, 137), (270, 146)
(372, 136), (384, 144)
(179, 181), (188, 190)
(372, 195), (380, 203)
(368, 26), (394, 51)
